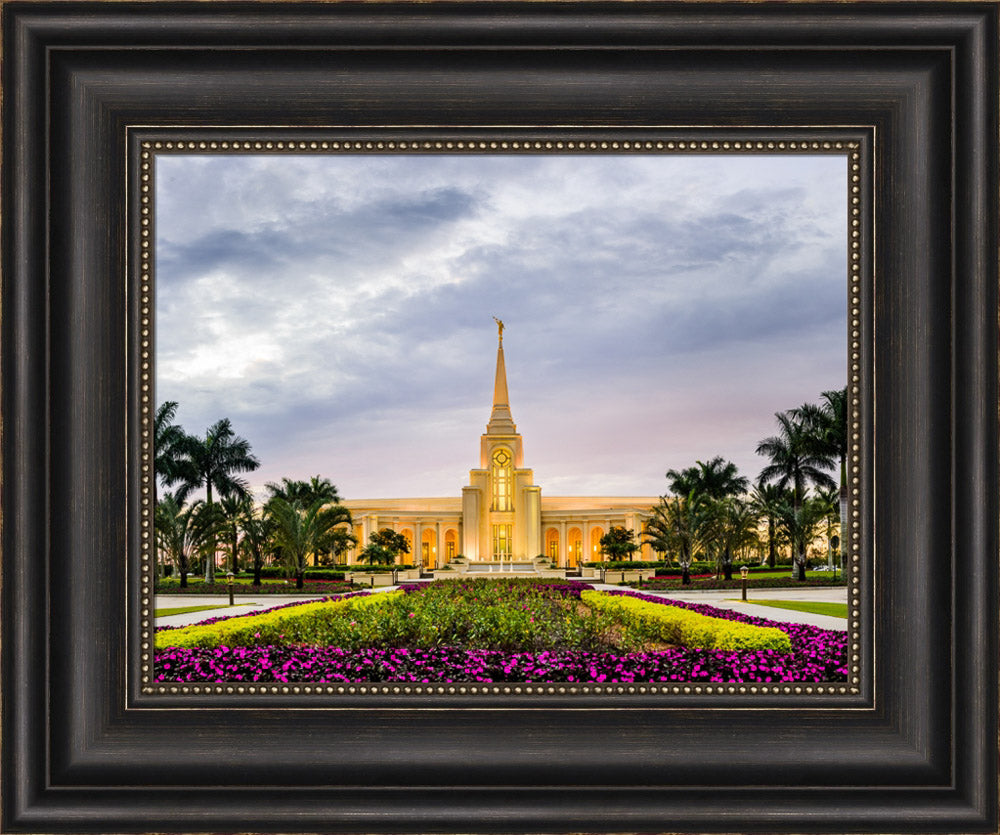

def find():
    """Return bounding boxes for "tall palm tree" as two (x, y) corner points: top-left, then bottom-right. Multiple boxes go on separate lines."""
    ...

(756, 411), (836, 506)
(774, 497), (828, 580)
(751, 482), (792, 568)
(814, 486), (841, 569)
(714, 495), (759, 580)
(173, 418), (260, 582)
(239, 504), (275, 587)
(818, 388), (848, 567)
(757, 411), (836, 580)
(792, 390), (848, 555)
(218, 494), (253, 575)
(267, 497), (353, 588)
(154, 494), (222, 588)
(153, 401), (186, 502)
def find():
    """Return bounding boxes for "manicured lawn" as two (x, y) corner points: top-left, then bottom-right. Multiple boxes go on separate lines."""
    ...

(740, 600), (848, 619)
(155, 604), (235, 617)
(154, 580), (848, 684)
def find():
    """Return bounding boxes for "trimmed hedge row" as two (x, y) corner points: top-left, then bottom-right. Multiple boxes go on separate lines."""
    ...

(235, 568), (348, 580)
(581, 590), (791, 652)
(634, 576), (845, 591)
(154, 580), (359, 595)
(155, 592), (398, 650)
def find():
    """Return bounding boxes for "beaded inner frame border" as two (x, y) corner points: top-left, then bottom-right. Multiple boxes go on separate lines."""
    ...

(134, 133), (868, 700)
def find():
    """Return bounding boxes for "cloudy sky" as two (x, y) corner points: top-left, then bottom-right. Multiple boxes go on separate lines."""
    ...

(155, 152), (847, 500)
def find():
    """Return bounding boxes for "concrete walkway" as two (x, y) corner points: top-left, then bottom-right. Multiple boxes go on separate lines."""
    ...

(590, 584), (849, 630)
(155, 588), (400, 628)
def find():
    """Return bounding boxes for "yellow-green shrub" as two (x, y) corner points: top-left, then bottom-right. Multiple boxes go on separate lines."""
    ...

(155, 592), (400, 650)
(581, 591), (791, 652)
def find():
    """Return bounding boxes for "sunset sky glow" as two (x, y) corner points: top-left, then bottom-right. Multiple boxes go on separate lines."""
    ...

(155, 152), (847, 500)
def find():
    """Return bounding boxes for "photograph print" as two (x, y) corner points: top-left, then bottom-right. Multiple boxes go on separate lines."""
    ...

(149, 145), (854, 689)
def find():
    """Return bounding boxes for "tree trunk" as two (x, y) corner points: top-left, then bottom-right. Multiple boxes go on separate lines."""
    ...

(681, 567), (691, 585)
(252, 559), (262, 587)
(296, 570), (304, 590)
(722, 563), (733, 580)
(839, 470), (848, 571)
(204, 482), (215, 583)
(796, 553), (807, 581)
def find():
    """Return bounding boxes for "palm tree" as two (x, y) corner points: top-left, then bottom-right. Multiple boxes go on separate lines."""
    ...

(814, 486), (841, 569)
(774, 497), (828, 579)
(792, 390), (848, 556)
(265, 475), (349, 566)
(267, 497), (353, 588)
(218, 494), (253, 575)
(665, 457), (749, 577)
(642, 493), (712, 584)
(714, 496), (759, 579)
(154, 494), (222, 588)
(239, 504), (275, 587)
(756, 411), (836, 506)
(665, 465), (701, 497)
(173, 418), (260, 582)
(751, 482), (792, 568)
(757, 411), (836, 580)
(265, 475), (339, 508)
(692, 456), (750, 500)
(153, 401), (186, 502)
(818, 388), (848, 566)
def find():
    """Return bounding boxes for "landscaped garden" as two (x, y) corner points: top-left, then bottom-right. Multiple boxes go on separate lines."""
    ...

(155, 576), (364, 595)
(629, 574), (845, 592)
(154, 578), (847, 684)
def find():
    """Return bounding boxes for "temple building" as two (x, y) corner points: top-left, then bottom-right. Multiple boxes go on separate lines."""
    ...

(342, 323), (660, 568)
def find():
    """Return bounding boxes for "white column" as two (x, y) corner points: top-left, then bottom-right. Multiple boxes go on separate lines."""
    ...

(559, 521), (567, 567)
(435, 521), (442, 568)
(414, 520), (423, 568)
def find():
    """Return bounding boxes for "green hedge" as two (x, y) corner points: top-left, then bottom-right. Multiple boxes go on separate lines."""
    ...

(347, 565), (398, 574)
(582, 591), (791, 652)
(155, 592), (399, 650)
(634, 576), (846, 591)
(584, 560), (665, 570)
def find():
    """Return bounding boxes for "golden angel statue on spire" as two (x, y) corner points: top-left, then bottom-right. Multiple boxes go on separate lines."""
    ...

(493, 316), (504, 343)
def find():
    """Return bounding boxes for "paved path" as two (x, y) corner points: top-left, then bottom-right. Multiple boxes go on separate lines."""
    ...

(156, 584), (848, 631)
(587, 583), (849, 630)
(155, 589), (397, 628)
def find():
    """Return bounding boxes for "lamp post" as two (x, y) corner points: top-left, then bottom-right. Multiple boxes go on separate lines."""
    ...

(226, 571), (235, 607)
(740, 565), (749, 602)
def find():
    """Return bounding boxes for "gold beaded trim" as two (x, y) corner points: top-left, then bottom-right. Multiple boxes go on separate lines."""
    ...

(136, 134), (867, 702)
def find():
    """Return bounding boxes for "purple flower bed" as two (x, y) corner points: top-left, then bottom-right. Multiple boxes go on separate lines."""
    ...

(602, 589), (848, 680)
(154, 643), (844, 684)
(154, 585), (847, 683)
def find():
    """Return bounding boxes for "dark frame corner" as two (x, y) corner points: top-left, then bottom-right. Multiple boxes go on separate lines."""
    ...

(3, 3), (998, 833)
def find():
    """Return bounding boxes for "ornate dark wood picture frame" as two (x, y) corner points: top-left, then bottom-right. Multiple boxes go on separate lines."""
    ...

(3, 2), (997, 832)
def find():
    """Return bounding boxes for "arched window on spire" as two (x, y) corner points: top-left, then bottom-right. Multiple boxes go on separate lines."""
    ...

(491, 448), (512, 511)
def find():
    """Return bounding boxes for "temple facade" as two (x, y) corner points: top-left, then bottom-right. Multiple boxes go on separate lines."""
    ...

(342, 326), (659, 568)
